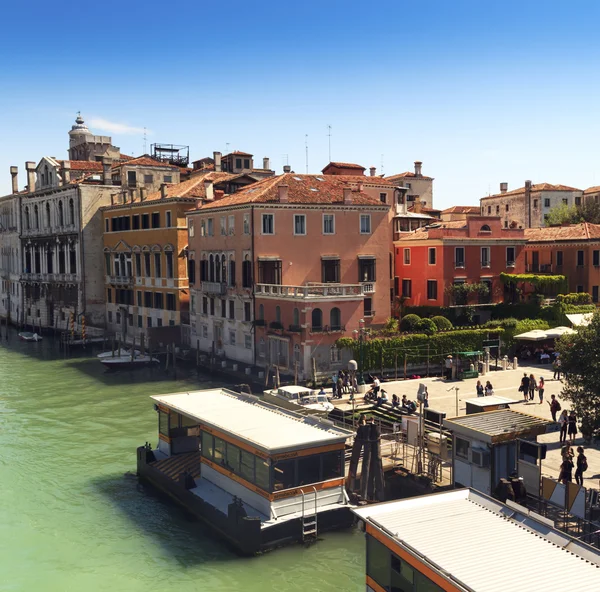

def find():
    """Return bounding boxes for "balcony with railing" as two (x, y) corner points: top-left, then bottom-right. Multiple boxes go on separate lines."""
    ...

(255, 283), (364, 300)
(108, 275), (134, 285)
(201, 281), (228, 295)
(21, 272), (79, 283)
(525, 263), (554, 274)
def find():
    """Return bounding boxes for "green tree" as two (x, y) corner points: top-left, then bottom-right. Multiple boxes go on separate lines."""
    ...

(545, 203), (579, 226)
(577, 199), (600, 224)
(556, 311), (600, 442)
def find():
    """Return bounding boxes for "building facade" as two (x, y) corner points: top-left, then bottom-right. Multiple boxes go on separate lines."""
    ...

(187, 172), (393, 378)
(480, 181), (583, 229)
(102, 186), (199, 342)
(385, 161), (434, 210)
(394, 217), (527, 307)
(524, 222), (600, 302)
(0, 183), (21, 322)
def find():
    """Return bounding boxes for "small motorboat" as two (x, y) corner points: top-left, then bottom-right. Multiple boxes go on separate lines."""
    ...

(97, 349), (140, 359)
(101, 352), (159, 369)
(18, 332), (42, 342)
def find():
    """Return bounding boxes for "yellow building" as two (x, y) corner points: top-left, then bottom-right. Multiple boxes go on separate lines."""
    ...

(101, 182), (201, 343)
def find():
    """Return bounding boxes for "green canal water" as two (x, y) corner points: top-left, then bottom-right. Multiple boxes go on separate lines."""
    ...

(0, 334), (364, 591)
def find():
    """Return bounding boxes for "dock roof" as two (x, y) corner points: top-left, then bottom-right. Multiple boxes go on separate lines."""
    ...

(444, 409), (553, 443)
(151, 388), (352, 454)
(353, 489), (600, 591)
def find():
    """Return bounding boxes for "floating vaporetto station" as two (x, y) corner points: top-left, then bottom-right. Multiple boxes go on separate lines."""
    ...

(137, 388), (354, 554)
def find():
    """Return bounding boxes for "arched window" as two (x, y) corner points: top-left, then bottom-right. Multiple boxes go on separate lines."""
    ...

(209, 254), (215, 282)
(293, 307), (300, 326)
(215, 254), (221, 282)
(258, 337), (265, 358)
(294, 344), (301, 365)
(24, 207), (30, 230)
(34, 205), (39, 229)
(242, 254), (252, 288)
(275, 306), (281, 323)
(330, 307), (341, 330)
(58, 201), (64, 226)
(312, 308), (322, 331)
(200, 254), (207, 281)
(258, 304), (264, 320)
(229, 255), (236, 287)
(44, 165), (49, 186)
(221, 254), (227, 284)
(45, 202), (51, 227)
(69, 199), (75, 225)
(480, 224), (491, 232)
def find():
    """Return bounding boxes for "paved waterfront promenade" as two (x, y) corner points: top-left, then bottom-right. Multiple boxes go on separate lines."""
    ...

(347, 363), (600, 489)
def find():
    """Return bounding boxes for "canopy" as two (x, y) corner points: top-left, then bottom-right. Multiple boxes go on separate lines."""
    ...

(566, 313), (593, 327)
(514, 329), (549, 341)
(457, 351), (483, 356)
(544, 326), (576, 339)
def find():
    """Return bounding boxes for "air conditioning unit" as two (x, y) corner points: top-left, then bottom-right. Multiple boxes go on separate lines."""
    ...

(472, 448), (490, 468)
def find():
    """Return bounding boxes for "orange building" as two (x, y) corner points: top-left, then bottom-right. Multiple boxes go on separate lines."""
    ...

(524, 222), (600, 302)
(394, 217), (527, 307)
(187, 170), (394, 379)
(101, 182), (201, 342)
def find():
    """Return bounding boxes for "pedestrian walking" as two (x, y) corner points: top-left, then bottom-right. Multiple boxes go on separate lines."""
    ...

(422, 386), (429, 408)
(538, 377), (545, 404)
(445, 355), (453, 380)
(553, 357), (562, 380)
(485, 380), (494, 396)
(476, 380), (484, 397)
(528, 374), (537, 401)
(336, 374), (344, 400)
(559, 456), (574, 484)
(520, 373), (530, 401)
(558, 409), (569, 443)
(568, 410), (577, 443)
(548, 394), (561, 422)
(575, 446), (588, 486)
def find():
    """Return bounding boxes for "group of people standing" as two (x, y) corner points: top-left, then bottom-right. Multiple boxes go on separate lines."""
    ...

(331, 370), (356, 399)
(475, 380), (494, 396)
(519, 373), (545, 403)
(558, 443), (588, 485)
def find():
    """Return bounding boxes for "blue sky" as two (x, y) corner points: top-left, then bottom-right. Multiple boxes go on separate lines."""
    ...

(1, 1), (600, 207)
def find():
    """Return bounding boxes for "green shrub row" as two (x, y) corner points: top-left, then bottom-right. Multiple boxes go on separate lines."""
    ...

(336, 328), (504, 370)
(555, 293), (592, 305)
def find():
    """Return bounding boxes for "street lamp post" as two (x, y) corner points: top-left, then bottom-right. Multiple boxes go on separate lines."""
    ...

(358, 318), (365, 386)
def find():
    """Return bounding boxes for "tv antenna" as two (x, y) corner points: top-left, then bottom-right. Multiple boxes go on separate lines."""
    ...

(380, 154), (384, 175)
(226, 142), (230, 154)
(143, 127), (147, 154)
(327, 125), (332, 161)
(305, 134), (309, 174)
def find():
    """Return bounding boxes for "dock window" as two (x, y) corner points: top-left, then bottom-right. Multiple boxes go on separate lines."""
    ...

(225, 442), (241, 474)
(201, 431), (214, 458)
(321, 451), (342, 480)
(240, 450), (255, 483)
(273, 459), (296, 490)
(298, 455), (320, 486)
(456, 437), (470, 459)
(158, 410), (169, 437)
(213, 437), (225, 463)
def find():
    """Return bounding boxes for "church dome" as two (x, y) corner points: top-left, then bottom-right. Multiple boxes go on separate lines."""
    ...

(69, 112), (91, 136)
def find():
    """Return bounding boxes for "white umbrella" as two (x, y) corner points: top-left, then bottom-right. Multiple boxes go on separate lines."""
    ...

(566, 313), (593, 327)
(514, 329), (549, 341)
(544, 326), (576, 339)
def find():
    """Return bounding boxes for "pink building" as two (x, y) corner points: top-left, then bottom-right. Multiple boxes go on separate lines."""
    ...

(186, 171), (393, 379)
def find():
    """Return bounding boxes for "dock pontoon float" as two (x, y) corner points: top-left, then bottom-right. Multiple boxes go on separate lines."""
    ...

(137, 388), (355, 554)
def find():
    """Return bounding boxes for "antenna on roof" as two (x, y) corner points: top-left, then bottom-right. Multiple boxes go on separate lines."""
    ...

(226, 142), (230, 154)
(380, 154), (384, 175)
(305, 134), (309, 174)
(143, 127), (147, 154)
(282, 154), (289, 166)
(327, 125), (332, 161)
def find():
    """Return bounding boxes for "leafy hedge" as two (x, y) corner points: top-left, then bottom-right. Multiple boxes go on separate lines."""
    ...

(400, 314), (421, 332)
(556, 293), (592, 305)
(336, 328), (504, 370)
(432, 316), (453, 331)
(500, 272), (568, 292)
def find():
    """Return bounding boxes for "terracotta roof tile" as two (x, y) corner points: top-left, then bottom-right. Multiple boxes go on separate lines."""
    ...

(583, 185), (600, 194)
(482, 183), (581, 200)
(224, 151), (253, 157)
(322, 161), (366, 171)
(112, 155), (179, 170)
(442, 205), (481, 214)
(57, 160), (103, 171)
(525, 222), (600, 242)
(200, 173), (390, 210)
(145, 172), (236, 201)
(385, 171), (434, 181)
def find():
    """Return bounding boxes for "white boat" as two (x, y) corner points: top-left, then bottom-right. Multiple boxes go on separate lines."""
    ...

(101, 352), (158, 369)
(18, 332), (42, 342)
(97, 348), (140, 359)
(263, 385), (334, 415)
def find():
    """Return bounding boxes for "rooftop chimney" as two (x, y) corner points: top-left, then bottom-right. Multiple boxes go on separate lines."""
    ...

(214, 189), (225, 200)
(101, 156), (112, 185)
(263, 157), (270, 170)
(500, 182), (508, 194)
(343, 187), (352, 204)
(283, 165), (291, 173)
(213, 151), (222, 173)
(204, 180), (214, 201)
(25, 162), (36, 193)
(10, 166), (18, 194)
(278, 184), (289, 202)
(61, 161), (71, 186)
(525, 180), (532, 190)
(369, 166), (376, 177)
(160, 183), (168, 199)
(414, 161), (423, 176)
